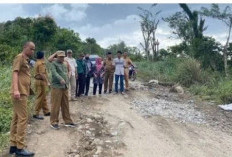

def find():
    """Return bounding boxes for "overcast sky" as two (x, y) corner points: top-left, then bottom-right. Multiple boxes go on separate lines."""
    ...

(0, 3), (231, 49)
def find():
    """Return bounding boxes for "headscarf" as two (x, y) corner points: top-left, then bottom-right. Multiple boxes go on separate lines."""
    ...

(96, 57), (103, 72)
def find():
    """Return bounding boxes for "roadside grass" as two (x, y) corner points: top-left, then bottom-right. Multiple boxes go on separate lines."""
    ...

(135, 58), (232, 104)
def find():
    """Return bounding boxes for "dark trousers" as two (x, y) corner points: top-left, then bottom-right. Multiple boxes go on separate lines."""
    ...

(93, 84), (103, 95)
(84, 76), (91, 96)
(115, 75), (124, 93)
(76, 73), (85, 97)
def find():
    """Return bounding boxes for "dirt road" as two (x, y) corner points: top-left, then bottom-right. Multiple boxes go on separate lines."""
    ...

(3, 81), (232, 157)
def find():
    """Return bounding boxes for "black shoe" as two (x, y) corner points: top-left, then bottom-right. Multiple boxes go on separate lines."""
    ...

(50, 124), (60, 130)
(65, 123), (77, 128)
(16, 149), (35, 156)
(109, 90), (112, 94)
(33, 115), (44, 120)
(104, 90), (107, 94)
(44, 112), (50, 116)
(9, 146), (17, 154)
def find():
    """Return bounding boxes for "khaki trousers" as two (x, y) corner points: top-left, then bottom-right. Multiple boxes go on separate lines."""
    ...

(69, 75), (76, 98)
(10, 95), (28, 149)
(35, 84), (49, 115)
(104, 72), (114, 92)
(124, 68), (129, 90)
(50, 88), (73, 125)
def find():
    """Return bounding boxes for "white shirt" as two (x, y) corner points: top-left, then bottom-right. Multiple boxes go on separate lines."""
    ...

(65, 57), (77, 76)
(113, 57), (125, 75)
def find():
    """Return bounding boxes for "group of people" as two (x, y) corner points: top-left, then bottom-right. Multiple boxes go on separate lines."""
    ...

(61, 50), (133, 101)
(8, 41), (133, 157)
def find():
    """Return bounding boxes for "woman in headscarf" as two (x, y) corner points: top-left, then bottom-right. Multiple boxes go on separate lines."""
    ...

(93, 57), (105, 95)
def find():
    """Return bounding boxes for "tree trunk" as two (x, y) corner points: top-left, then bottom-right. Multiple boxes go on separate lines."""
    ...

(224, 20), (232, 77)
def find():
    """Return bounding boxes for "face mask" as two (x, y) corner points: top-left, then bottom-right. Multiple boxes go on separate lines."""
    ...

(85, 57), (89, 60)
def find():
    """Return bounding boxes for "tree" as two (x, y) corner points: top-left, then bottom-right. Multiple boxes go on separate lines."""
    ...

(33, 16), (57, 51)
(81, 38), (104, 56)
(138, 5), (160, 61)
(53, 28), (82, 57)
(201, 4), (232, 76)
(107, 41), (128, 54)
(191, 36), (223, 71)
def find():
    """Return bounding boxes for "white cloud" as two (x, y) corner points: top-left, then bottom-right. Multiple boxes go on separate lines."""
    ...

(40, 4), (89, 23)
(0, 4), (28, 22)
(76, 14), (180, 50)
(205, 32), (228, 45)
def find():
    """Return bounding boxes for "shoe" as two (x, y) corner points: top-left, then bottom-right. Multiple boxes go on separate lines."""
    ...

(121, 92), (125, 95)
(104, 90), (107, 94)
(109, 90), (112, 94)
(9, 146), (17, 154)
(33, 115), (44, 120)
(44, 112), (50, 116)
(50, 124), (60, 130)
(65, 123), (77, 128)
(114, 92), (118, 95)
(15, 148), (35, 156)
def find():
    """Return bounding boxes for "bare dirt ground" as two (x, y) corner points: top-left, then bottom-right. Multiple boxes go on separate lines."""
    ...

(2, 80), (232, 157)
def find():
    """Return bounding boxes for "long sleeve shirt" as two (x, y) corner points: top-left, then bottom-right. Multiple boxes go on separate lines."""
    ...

(50, 60), (69, 89)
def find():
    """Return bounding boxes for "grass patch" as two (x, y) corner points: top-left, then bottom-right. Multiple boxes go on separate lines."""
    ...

(136, 57), (232, 104)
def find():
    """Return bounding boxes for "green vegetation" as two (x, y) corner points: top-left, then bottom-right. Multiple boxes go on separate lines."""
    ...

(136, 58), (232, 104)
(0, 66), (12, 151)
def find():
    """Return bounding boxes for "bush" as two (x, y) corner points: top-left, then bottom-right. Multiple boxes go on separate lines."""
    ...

(135, 57), (180, 82)
(174, 58), (203, 87)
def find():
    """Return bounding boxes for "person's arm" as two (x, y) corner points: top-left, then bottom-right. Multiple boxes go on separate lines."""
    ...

(48, 52), (57, 62)
(129, 58), (133, 66)
(12, 56), (22, 99)
(50, 63), (65, 85)
(123, 59), (126, 68)
(38, 63), (50, 85)
(12, 72), (20, 99)
(64, 60), (71, 78)
(100, 67), (105, 77)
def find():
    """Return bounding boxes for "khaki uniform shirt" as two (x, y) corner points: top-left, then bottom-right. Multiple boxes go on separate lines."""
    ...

(11, 53), (31, 96)
(104, 58), (115, 73)
(34, 59), (49, 86)
(123, 57), (132, 68)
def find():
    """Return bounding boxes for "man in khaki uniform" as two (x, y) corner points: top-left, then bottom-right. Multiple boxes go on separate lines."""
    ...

(50, 51), (76, 130)
(103, 52), (115, 94)
(123, 52), (133, 91)
(33, 51), (50, 120)
(9, 41), (35, 156)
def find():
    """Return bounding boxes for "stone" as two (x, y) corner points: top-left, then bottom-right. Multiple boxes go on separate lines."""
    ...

(170, 85), (184, 94)
(149, 80), (159, 84)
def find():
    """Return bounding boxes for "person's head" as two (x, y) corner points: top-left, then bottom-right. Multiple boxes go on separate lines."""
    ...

(96, 57), (102, 65)
(56, 51), (66, 63)
(123, 52), (128, 58)
(23, 41), (35, 57)
(79, 53), (84, 60)
(107, 52), (112, 59)
(36, 51), (44, 60)
(67, 49), (73, 58)
(117, 51), (122, 58)
(85, 54), (90, 60)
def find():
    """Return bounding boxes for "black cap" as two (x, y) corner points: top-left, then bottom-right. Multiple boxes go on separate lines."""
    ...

(107, 52), (112, 55)
(36, 51), (44, 59)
